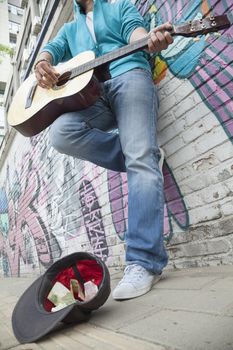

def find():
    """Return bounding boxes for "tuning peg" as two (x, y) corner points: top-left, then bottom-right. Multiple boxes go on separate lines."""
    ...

(209, 14), (217, 26)
(209, 14), (217, 22)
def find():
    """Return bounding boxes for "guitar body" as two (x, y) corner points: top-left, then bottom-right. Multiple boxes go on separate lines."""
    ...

(8, 51), (101, 136)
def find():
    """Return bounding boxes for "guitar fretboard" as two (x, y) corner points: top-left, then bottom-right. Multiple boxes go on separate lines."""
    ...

(70, 36), (149, 79)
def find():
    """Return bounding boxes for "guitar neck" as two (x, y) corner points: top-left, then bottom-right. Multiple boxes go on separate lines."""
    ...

(70, 27), (183, 79)
(71, 36), (149, 79)
(70, 14), (230, 79)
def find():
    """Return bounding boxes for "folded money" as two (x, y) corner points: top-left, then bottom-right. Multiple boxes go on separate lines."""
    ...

(48, 279), (99, 312)
(70, 279), (85, 301)
(47, 282), (76, 311)
(84, 281), (99, 301)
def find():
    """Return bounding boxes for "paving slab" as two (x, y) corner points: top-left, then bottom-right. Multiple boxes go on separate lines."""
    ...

(149, 272), (222, 290)
(36, 323), (168, 350)
(119, 310), (233, 350)
(90, 294), (162, 329)
(205, 275), (233, 291)
(136, 288), (233, 316)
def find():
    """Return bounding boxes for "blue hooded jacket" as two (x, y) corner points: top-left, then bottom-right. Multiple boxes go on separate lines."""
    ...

(41, 0), (151, 77)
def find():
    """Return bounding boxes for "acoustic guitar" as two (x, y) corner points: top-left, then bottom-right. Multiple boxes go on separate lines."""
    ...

(7, 15), (230, 137)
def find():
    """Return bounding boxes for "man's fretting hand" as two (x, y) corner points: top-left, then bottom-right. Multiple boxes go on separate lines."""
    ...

(147, 22), (174, 53)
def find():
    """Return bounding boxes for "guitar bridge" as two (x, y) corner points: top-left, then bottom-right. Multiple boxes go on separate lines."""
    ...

(25, 81), (38, 109)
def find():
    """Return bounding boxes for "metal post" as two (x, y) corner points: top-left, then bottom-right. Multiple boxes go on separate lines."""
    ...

(23, 0), (60, 80)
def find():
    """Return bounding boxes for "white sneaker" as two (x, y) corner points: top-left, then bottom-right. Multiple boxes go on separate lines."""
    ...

(112, 264), (162, 300)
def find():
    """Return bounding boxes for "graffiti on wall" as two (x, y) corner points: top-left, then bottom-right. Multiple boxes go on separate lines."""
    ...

(79, 178), (109, 261)
(0, 129), (189, 276)
(137, 0), (233, 141)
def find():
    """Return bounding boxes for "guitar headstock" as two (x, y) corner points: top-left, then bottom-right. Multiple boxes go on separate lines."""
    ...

(173, 15), (231, 37)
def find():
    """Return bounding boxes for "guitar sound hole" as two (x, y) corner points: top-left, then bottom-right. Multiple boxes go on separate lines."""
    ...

(56, 71), (72, 87)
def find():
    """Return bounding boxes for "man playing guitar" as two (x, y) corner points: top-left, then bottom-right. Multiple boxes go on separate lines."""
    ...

(34, 0), (173, 300)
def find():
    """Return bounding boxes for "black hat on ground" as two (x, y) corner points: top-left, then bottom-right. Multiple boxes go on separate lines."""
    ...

(12, 252), (111, 344)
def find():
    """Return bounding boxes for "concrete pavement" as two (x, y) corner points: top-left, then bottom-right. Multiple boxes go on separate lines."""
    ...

(1, 265), (233, 350)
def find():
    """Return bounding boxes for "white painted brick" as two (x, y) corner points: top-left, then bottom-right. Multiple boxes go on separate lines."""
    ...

(182, 191), (204, 209)
(170, 164), (194, 183)
(168, 239), (230, 259)
(166, 230), (192, 245)
(181, 176), (209, 195)
(179, 163), (233, 197)
(188, 204), (222, 225)
(192, 166), (232, 196)
(182, 122), (205, 144)
(214, 141), (233, 162)
(159, 94), (178, 117)
(162, 135), (184, 156)
(191, 152), (220, 172)
(194, 125), (229, 155)
(184, 102), (209, 128)
(167, 142), (197, 169)
(220, 199), (233, 217)
(159, 117), (186, 145)
(198, 184), (230, 205)
(158, 111), (175, 132)
(159, 78), (185, 101)
(168, 137), (228, 176)
(201, 113), (221, 133)
(225, 178), (233, 192)
(173, 96), (197, 120)
(169, 256), (224, 269)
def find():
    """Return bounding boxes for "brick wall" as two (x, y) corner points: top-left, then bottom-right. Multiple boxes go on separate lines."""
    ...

(0, 0), (232, 277)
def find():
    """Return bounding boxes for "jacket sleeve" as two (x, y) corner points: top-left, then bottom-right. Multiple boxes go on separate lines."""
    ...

(120, 0), (146, 43)
(40, 25), (72, 66)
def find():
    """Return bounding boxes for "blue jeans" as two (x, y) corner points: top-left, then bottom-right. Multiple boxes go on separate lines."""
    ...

(49, 68), (168, 273)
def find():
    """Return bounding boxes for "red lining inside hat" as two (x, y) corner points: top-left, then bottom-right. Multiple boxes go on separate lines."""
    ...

(44, 259), (103, 312)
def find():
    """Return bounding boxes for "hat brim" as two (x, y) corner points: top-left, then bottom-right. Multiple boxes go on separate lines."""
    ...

(12, 275), (78, 344)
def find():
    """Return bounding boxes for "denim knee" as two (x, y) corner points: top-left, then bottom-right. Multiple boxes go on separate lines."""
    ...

(49, 114), (81, 150)
(49, 118), (67, 153)
(49, 114), (90, 157)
